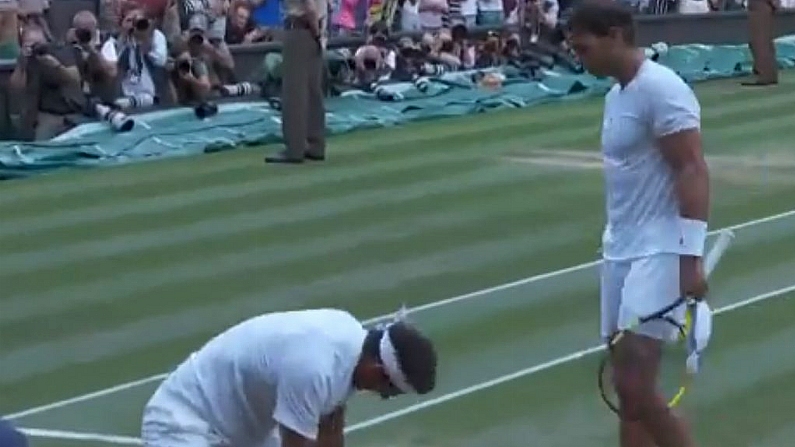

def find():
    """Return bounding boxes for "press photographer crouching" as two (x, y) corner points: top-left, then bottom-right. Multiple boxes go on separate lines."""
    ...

(390, 35), (457, 82)
(167, 39), (218, 118)
(9, 26), (85, 140)
(351, 21), (396, 88)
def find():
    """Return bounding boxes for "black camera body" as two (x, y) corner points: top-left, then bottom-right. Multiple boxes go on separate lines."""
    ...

(31, 42), (50, 56)
(75, 28), (93, 44)
(177, 59), (192, 73)
(362, 57), (377, 71)
(188, 32), (205, 46)
(135, 18), (151, 31)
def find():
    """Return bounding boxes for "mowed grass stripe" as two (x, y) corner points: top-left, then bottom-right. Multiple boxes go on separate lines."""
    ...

(2, 75), (792, 213)
(0, 162), (535, 278)
(690, 296), (795, 447)
(1, 184), (599, 350)
(0, 177), (594, 326)
(0, 154), (487, 246)
(0, 218), (597, 384)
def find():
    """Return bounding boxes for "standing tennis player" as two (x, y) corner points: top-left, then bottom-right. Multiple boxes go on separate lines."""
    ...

(567, 2), (710, 447)
(140, 308), (437, 447)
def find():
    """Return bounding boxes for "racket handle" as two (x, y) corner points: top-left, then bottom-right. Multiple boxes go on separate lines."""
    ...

(704, 230), (735, 278)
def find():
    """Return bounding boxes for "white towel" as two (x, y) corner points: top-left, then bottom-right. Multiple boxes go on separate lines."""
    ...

(686, 300), (713, 374)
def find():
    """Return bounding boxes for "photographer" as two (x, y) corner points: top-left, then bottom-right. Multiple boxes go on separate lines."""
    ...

(353, 44), (392, 88)
(501, 31), (521, 60)
(167, 39), (212, 105)
(9, 26), (84, 140)
(110, 6), (170, 108)
(184, 13), (235, 86)
(474, 30), (503, 68)
(351, 22), (397, 84)
(68, 10), (119, 103)
(450, 24), (475, 68)
(176, 0), (235, 84)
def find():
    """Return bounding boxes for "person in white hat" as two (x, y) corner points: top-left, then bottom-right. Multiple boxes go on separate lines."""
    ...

(141, 308), (437, 447)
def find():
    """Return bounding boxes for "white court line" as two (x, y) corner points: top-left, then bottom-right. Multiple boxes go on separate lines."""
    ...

(19, 428), (143, 445)
(18, 282), (795, 445)
(5, 208), (795, 422)
(346, 282), (795, 432)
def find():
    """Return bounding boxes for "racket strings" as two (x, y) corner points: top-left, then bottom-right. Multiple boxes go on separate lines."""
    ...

(598, 320), (689, 419)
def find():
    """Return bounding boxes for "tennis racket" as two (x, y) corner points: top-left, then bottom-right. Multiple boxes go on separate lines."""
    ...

(597, 229), (735, 417)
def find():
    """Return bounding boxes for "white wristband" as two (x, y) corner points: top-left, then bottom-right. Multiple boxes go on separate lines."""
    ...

(679, 218), (708, 257)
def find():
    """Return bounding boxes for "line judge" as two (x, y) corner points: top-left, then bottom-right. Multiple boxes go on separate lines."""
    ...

(140, 308), (437, 447)
(265, 0), (327, 164)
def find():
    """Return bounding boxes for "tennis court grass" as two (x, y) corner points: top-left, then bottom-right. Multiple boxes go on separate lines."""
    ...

(3, 72), (795, 447)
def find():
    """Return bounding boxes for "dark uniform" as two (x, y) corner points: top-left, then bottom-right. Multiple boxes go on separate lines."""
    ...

(265, 0), (327, 163)
(745, 0), (779, 86)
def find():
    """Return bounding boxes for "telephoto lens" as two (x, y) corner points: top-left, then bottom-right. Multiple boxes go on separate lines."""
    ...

(135, 18), (150, 31)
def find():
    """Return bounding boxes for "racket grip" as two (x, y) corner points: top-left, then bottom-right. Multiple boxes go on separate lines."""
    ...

(704, 230), (735, 277)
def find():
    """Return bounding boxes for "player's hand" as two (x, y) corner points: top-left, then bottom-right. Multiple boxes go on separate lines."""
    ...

(680, 255), (708, 299)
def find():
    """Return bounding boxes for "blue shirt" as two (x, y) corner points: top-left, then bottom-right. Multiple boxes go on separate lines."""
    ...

(252, 0), (282, 26)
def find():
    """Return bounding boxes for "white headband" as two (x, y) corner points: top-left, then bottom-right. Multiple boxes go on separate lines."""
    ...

(379, 327), (415, 394)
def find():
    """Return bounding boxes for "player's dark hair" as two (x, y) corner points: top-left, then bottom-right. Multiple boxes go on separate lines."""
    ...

(388, 321), (437, 394)
(567, 0), (636, 45)
(362, 329), (383, 359)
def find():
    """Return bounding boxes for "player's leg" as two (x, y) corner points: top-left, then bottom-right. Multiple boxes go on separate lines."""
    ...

(613, 254), (695, 447)
(601, 260), (656, 447)
(141, 385), (227, 447)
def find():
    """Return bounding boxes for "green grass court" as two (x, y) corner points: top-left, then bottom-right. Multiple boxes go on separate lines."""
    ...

(2, 72), (795, 447)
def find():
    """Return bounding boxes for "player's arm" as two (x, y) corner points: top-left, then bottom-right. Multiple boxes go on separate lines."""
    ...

(274, 365), (329, 447)
(651, 79), (710, 246)
(317, 406), (345, 447)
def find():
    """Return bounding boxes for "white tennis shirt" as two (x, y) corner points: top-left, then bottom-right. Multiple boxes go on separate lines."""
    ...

(160, 309), (367, 446)
(600, 59), (702, 261)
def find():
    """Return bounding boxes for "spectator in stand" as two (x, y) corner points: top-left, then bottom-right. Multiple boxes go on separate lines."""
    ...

(476, 0), (503, 25)
(0, 0), (19, 61)
(251, 0), (282, 29)
(676, 0), (711, 12)
(397, 0), (421, 31)
(418, 0), (447, 31)
(525, 0), (559, 42)
(226, 1), (271, 43)
(459, 0), (477, 26)
(9, 25), (85, 140)
(332, 0), (362, 34)
(18, 0), (53, 42)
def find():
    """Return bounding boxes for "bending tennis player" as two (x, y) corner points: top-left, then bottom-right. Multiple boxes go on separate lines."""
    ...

(140, 308), (437, 447)
(567, 2), (710, 447)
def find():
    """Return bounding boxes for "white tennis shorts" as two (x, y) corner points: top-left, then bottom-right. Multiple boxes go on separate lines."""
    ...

(600, 253), (685, 342)
(141, 384), (282, 447)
